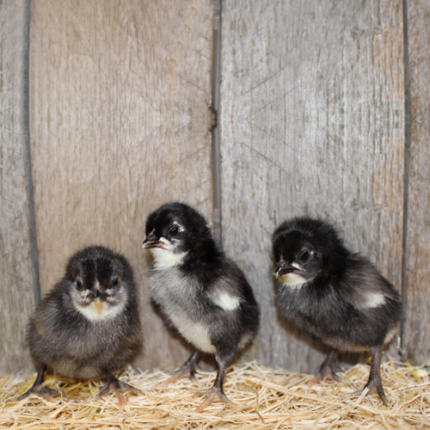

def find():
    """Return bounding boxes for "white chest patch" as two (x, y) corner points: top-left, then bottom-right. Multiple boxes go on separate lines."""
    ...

(210, 291), (240, 311)
(280, 273), (309, 289)
(148, 268), (216, 353)
(169, 312), (216, 354)
(151, 248), (188, 270)
(361, 291), (386, 309)
(73, 300), (124, 322)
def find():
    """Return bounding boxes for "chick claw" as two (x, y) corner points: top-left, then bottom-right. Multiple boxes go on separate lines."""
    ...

(164, 366), (197, 387)
(344, 377), (389, 406)
(195, 386), (236, 413)
(97, 374), (142, 408)
(17, 385), (64, 402)
(164, 350), (200, 387)
(308, 349), (340, 387)
(308, 366), (341, 387)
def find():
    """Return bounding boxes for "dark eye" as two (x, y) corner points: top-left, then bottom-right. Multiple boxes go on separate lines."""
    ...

(169, 226), (179, 236)
(299, 251), (310, 262)
(111, 277), (119, 288)
(76, 277), (84, 290)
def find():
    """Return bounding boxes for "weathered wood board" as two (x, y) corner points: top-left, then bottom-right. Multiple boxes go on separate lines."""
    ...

(403, 0), (430, 364)
(29, 0), (213, 370)
(0, 0), (39, 374)
(220, 0), (405, 371)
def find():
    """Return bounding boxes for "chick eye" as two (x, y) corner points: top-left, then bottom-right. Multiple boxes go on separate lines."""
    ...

(169, 226), (179, 236)
(299, 251), (310, 262)
(76, 277), (84, 290)
(111, 277), (119, 288)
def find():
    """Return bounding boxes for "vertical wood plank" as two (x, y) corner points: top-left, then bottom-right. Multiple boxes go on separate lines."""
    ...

(220, 0), (405, 371)
(403, 0), (430, 363)
(0, 0), (38, 374)
(29, 0), (213, 370)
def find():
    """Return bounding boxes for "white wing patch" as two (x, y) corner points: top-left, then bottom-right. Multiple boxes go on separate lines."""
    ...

(280, 273), (309, 289)
(211, 291), (240, 311)
(151, 248), (188, 270)
(361, 291), (386, 309)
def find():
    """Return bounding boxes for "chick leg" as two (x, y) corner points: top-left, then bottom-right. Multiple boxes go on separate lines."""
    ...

(97, 370), (142, 408)
(17, 365), (64, 401)
(195, 353), (235, 413)
(164, 350), (201, 386)
(363, 345), (388, 405)
(344, 345), (388, 405)
(308, 348), (340, 387)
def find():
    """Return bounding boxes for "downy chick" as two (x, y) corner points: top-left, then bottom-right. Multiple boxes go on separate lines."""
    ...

(142, 202), (259, 412)
(19, 246), (142, 406)
(272, 217), (401, 405)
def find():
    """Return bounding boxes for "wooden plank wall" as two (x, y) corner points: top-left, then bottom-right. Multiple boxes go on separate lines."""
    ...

(29, 0), (213, 371)
(220, 0), (406, 371)
(1, 0), (429, 375)
(403, 0), (430, 364)
(0, 0), (39, 374)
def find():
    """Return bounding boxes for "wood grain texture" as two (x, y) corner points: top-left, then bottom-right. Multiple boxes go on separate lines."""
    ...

(220, 0), (405, 371)
(29, 0), (213, 370)
(0, 0), (38, 374)
(403, 0), (430, 364)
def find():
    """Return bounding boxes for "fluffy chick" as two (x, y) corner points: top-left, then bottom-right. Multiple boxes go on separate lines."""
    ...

(19, 246), (142, 406)
(272, 217), (401, 405)
(142, 202), (259, 412)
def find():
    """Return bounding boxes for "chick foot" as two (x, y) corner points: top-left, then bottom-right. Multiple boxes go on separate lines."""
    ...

(345, 345), (388, 406)
(97, 370), (142, 408)
(195, 386), (235, 413)
(308, 348), (340, 387)
(18, 385), (64, 402)
(17, 365), (64, 401)
(345, 376), (389, 405)
(164, 350), (200, 387)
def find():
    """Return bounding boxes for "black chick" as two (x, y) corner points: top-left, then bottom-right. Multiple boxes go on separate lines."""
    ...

(19, 246), (142, 406)
(142, 202), (259, 412)
(272, 217), (401, 405)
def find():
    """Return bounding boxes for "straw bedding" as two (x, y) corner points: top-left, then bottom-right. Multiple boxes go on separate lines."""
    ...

(1, 360), (429, 429)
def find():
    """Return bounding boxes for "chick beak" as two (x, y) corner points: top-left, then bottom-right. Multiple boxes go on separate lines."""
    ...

(92, 282), (105, 315)
(274, 259), (295, 277)
(142, 232), (161, 249)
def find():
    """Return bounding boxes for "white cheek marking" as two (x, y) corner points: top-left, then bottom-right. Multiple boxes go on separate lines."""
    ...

(169, 313), (216, 353)
(211, 292), (240, 311)
(362, 292), (386, 309)
(159, 237), (170, 245)
(280, 273), (309, 289)
(151, 248), (188, 270)
(73, 300), (125, 322)
(292, 262), (301, 269)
